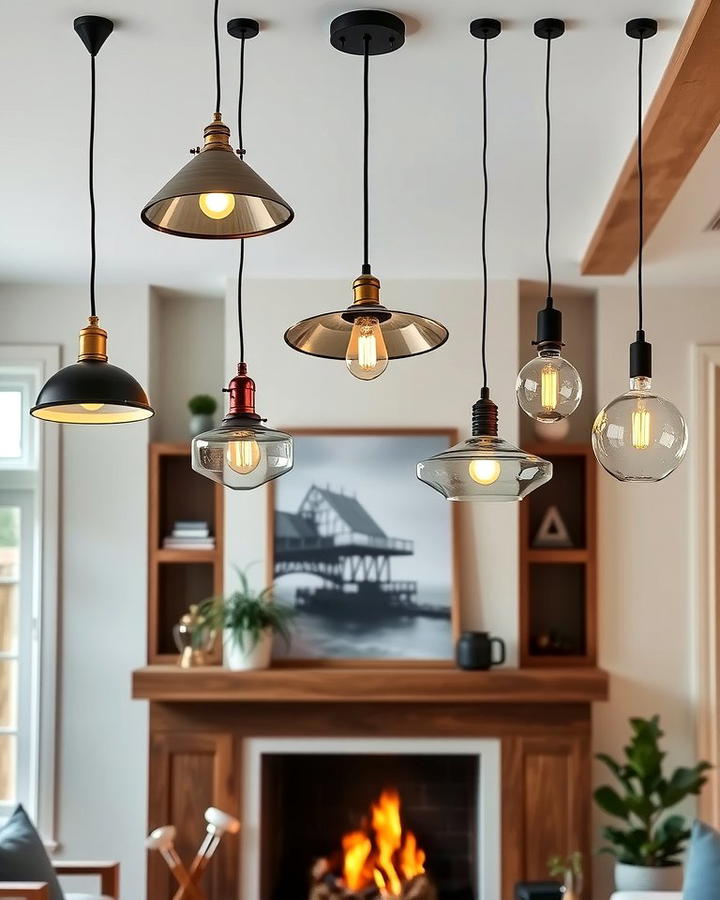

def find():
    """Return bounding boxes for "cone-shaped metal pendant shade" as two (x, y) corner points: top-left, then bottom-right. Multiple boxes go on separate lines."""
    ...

(141, 114), (293, 239)
(31, 319), (153, 424)
(284, 274), (448, 360)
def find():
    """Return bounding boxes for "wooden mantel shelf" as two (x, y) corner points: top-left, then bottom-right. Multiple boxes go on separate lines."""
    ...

(132, 665), (609, 704)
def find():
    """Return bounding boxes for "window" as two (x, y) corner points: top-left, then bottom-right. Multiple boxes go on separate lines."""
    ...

(0, 347), (59, 839)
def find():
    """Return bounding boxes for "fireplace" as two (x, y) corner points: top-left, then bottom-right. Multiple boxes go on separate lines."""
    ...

(241, 738), (501, 900)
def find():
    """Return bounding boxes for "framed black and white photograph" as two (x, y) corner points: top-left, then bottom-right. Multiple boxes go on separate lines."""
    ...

(267, 429), (459, 664)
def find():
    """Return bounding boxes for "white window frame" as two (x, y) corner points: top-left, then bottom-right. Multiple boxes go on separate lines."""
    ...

(0, 346), (59, 845)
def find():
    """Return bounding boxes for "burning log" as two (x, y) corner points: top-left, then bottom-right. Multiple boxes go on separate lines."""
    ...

(309, 870), (437, 900)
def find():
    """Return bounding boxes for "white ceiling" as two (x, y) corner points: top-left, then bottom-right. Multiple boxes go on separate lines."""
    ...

(0, 0), (702, 292)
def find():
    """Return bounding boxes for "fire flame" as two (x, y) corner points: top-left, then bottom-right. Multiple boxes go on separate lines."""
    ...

(341, 789), (426, 897)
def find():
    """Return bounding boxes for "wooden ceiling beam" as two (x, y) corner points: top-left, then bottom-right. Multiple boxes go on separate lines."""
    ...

(581, 0), (720, 275)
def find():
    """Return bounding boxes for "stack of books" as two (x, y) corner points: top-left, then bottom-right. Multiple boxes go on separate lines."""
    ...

(163, 520), (215, 551)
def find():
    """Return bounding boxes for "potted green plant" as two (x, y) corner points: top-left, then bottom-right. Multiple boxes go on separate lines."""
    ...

(188, 394), (218, 437)
(594, 715), (711, 892)
(547, 851), (582, 900)
(200, 567), (294, 671)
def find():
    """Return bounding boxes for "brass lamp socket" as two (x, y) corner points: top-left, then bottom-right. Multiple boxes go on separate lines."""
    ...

(352, 273), (381, 306)
(201, 113), (234, 153)
(224, 362), (261, 421)
(342, 273), (393, 324)
(77, 316), (108, 362)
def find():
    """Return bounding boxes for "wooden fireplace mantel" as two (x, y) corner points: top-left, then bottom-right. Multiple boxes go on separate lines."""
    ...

(132, 664), (609, 704)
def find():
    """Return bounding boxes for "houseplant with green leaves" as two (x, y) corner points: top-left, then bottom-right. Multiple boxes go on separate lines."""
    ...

(547, 851), (582, 900)
(188, 394), (218, 437)
(594, 715), (711, 892)
(200, 566), (294, 670)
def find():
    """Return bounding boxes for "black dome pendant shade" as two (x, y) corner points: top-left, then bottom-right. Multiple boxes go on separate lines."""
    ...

(140, 6), (293, 239)
(32, 319), (153, 424)
(31, 16), (154, 426)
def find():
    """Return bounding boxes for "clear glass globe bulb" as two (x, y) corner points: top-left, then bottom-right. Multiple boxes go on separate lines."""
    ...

(591, 377), (688, 482)
(516, 350), (582, 423)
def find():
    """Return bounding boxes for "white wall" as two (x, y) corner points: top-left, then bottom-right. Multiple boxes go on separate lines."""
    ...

(148, 288), (224, 443)
(223, 278), (522, 661)
(592, 284), (714, 897)
(0, 285), (149, 900)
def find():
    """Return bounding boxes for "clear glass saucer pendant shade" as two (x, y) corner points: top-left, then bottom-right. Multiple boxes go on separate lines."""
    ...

(192, 422), (293, 489)
(417, 435), (552, 501)
(592, 376), (688, 482)
(417, 391), (553, 501)
(191, 364), (293, 490)
(516, 348), (582, 423)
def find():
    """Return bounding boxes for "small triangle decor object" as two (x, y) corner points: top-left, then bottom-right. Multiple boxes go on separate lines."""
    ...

(533, 505), (572, 548)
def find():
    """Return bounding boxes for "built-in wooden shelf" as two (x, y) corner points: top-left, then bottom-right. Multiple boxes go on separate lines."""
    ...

(132, 664), (609, 704)
(148, 443), (224, 665)
(519, 444), (597, 667)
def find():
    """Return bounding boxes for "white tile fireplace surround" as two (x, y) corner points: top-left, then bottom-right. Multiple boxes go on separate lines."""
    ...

(241, 737), (501, 900)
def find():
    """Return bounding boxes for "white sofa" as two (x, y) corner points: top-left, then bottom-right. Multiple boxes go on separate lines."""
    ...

(611, 894), (682, 899)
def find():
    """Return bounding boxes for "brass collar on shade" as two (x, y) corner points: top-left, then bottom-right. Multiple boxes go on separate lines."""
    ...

(77, 316), (108, 361)
(283, 272), (449, 360)
(30, 318), (154, 425)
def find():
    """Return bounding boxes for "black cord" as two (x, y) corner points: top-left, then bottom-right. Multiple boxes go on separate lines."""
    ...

(88, 54), (97, 319)
(543, 36), (553, 303)
(237, 239), (245, 363)
(480, 37), (489, 390)
(213, 0), (221, 114)
(236, 29), (248, 362)
(637, 35), (644, 333)
(362, 33), (370, 274)
(237, 33), (246, 157)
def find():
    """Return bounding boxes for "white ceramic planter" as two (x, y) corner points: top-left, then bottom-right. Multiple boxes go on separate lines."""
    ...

(614, 862), (683, 892)
(223, 628), (273, 671)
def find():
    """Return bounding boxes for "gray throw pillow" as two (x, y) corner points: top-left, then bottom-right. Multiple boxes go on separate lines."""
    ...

(0, 805), (64, 900)
(684, 820), (720, 899)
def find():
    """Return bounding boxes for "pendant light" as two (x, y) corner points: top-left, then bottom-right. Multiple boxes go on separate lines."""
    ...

(515, 19), (582, 423)
(417, 20), (552, 502)
(31, 16), (154, 426)
(592, 19), (688, 482)
(192, 21), (293, 490)
(140, 2), (293, 239)
(283, 10), (448, 380)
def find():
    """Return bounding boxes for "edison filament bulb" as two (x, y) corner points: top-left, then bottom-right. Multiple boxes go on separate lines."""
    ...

(346, 316), (389, 380)
(516, 349), (582, 422)
(225, 435), (261, 475)
(592, 376), (687, 482)
(198, 192), (236, 220)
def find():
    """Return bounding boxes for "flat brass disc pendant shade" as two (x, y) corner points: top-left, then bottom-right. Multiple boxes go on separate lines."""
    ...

(31, 318), (153, 424)
(141, 115), (293, 239)
(284, 275), (448, 361)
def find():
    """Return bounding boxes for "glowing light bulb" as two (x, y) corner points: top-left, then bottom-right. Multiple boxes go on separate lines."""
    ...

(80, 403), (104, 412)
(198, 192), (235, 220)
(468, 458), (501, 486)
(541, 363), (559, 411)
(226, 437), (260, 475)
(346, 317), (389, 381)
(631, 401), (651, 450)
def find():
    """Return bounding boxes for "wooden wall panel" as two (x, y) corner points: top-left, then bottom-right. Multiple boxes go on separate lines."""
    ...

(148, 732), (238, 900)
(520, 736), (591, 896)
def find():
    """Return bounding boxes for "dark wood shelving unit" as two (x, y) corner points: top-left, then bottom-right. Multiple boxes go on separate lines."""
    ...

(519, 443), (597, 667)
(148, 443), (224, 665)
